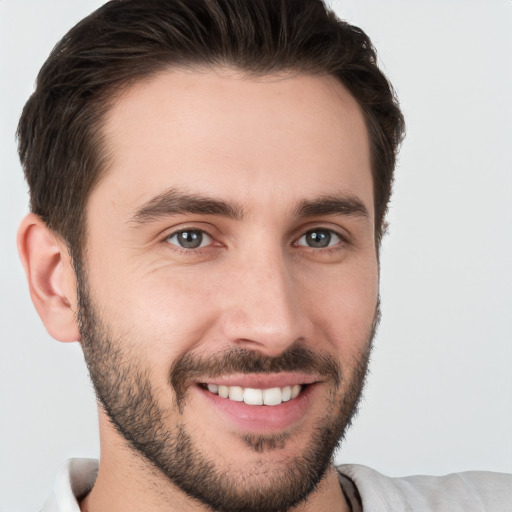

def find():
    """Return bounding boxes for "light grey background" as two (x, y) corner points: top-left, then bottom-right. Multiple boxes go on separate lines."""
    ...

(1, 1), (511, 510)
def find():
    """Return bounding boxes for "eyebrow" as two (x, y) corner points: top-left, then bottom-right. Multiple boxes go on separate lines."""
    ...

(294, 195), (369, 219)
(129, 188), (244, 224)
(129, 188), (369, 225)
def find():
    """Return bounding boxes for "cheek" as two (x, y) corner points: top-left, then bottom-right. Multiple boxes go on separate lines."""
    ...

(305, 260), (379, 353)
(85, 238), (378, 369)
(89, 263), (222, 363)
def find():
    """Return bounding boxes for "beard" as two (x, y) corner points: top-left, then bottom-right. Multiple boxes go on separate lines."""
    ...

(77, 271), (376, 512)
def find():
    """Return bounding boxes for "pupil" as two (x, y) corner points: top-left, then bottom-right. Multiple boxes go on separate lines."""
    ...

(179, 230), (202, 248)
(306, 230), (330, 248)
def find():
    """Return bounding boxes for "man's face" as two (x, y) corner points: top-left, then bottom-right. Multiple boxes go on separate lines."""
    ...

(79, 69), (378, 511)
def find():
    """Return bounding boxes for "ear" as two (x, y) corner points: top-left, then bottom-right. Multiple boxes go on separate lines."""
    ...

(17, 213), (80, 342)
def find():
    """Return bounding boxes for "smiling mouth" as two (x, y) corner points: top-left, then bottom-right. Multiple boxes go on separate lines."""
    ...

(200, 383), (305, 406)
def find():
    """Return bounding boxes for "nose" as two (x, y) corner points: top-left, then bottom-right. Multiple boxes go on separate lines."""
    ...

(218, 247), (307, 357)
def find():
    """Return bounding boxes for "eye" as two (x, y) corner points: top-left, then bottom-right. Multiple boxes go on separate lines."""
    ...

(296, 228), (342, 249)
(165, 229), (212, 249)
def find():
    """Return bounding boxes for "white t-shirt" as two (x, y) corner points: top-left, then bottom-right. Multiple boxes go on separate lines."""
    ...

(41, 458), (512, 511)
(338, 464), (512, 511)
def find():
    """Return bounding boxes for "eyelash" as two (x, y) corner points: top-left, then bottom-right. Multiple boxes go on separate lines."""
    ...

(164, 229), (215, 252)
(163, 226), (347, 253)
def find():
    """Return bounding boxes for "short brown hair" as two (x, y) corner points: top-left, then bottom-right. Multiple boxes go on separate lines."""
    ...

(17, 0), (405, 262)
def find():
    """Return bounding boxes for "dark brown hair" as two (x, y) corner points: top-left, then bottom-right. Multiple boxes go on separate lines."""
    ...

(17, 0), (405, 262)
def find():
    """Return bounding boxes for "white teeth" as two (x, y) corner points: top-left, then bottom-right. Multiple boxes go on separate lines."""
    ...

(244, 388), (263, 405)
(228, 385), (244, 402)
(205, 383), (304, 406)
(263, 387), (282, 406)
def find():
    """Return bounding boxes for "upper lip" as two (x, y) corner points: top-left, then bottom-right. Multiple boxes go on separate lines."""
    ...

(198, 372), (320, 389)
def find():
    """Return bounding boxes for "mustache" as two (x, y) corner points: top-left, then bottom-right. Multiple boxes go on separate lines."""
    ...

(170, 345), (342, 406)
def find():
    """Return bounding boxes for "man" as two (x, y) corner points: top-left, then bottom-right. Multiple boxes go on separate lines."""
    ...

(14, 0), (511, 511)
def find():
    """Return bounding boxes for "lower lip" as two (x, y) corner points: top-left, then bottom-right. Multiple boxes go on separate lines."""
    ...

(195, 384), (318, 433)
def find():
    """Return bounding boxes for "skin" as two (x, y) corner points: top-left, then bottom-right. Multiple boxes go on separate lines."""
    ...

(18, 68), (378, 511)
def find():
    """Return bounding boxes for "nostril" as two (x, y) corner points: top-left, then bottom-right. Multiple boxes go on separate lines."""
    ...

(233, 338), (302, 359)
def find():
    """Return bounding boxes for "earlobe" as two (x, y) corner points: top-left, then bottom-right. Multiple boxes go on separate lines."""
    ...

(17, 213), (81, 343)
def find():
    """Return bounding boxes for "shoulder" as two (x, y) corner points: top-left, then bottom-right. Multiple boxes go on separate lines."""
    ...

(41, 459), (98, 512)
(337, 464), (512, 512)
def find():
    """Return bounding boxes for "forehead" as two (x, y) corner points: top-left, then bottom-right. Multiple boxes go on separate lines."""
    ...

(92, 68), (373, 221)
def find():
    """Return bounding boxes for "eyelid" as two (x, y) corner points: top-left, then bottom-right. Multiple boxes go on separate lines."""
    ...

(161, 224), (222, 251)
(159, 221), (217, 240)
(292, 220), (349, 241)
